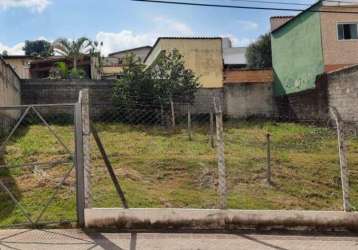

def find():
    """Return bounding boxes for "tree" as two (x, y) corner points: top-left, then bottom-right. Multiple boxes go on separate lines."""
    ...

(23, 40), (53, 57)
(150, 49), (200, 104)
(113, 50), (200, 107)
(113, 50), (200, 123)
(53, 37), (93, 71)
(1, 50), (8, 56)
(245, 33), (272, 69)
(113, 53), (156, 108)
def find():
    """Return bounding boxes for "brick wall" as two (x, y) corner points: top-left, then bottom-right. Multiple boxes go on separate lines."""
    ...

(224, 68), (273, 84)
(274, 76), (329, 122)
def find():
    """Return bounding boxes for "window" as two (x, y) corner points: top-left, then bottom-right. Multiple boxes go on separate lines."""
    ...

(337, 23), (358, 40)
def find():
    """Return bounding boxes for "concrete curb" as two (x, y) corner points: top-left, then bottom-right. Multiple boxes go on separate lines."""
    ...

(85, 208), (358, 231)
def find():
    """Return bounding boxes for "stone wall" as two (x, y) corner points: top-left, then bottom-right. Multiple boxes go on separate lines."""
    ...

(224, 82), (274, 119)
(0, 58), (21, 135)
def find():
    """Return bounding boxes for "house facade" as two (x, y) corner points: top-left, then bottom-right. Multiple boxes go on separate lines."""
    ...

(144, 37), (224, 88)
(271, 0), (358, 97)
(2, 55), (33, 79)
(109, 46), (152, 62)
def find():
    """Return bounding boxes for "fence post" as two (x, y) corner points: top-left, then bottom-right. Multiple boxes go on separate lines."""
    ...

(330, 106), (350, 212)
(213, 97), (227, 209)
(187, 104), (192, 141)
(209, 109), (215, 148)
(79, 89), (92, 210)
(170, 98), (176, 129)
(75, 94), (84, 226)
(266, 133), (272, 185)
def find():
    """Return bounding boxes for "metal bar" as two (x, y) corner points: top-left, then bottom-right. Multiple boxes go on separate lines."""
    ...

(0, 106), (31, 153)
(0, 103), (76, 109)
(0, 159), (72, 170)
(0, 180), (34, 226)
(75, 102), (85, 227)
(31, 106), (73, 156)
(34, 165), (75, 225)
(91, 124), (129, 208)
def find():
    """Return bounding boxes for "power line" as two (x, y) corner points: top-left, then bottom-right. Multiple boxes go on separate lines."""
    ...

(131, 0), (358, 14)
(225, 0), (311, 7)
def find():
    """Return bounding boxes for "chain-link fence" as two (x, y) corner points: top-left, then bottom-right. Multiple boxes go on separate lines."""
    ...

(0, 105), (77, 228)
(87, 95), (358, 212)
(89, 97), (219, 209)
(2, 91), (354, 228)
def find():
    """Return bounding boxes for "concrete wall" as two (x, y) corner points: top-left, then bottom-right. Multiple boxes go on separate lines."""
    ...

(22, 79), (224, 117)
(320, 6), (358, 66)
(21, 79), (114, 105)
(0, 58), (21, 134)
(224, 82), (274, 119)
(145, 38), (224, 88)
(271, 5), (324, 96)
(3, 57), (32, 79)
(327, 65), (358, 123)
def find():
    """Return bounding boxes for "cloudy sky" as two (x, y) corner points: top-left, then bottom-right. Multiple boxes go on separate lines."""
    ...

(0, 0), (318, 55)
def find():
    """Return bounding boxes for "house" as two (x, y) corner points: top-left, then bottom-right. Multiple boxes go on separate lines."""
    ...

(144, 37), (272, 116)
(109, 46), (152, 62)
(144, 37), (225, 89)
(271, 0), (358, 97)
(100, 46), (152, 79)
(30, 56), (92, 79)
(2, 55), (33, 79)
(271, 0), (358, 122)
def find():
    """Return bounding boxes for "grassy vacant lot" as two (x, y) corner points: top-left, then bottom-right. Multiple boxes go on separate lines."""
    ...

(1, 120), (358, 227)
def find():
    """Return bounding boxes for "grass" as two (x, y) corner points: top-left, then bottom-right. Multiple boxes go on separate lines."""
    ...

(1, 120), (358, 227)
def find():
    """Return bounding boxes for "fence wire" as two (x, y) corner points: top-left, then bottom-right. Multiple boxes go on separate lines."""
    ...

(86, 98), (358, 211)
(0, 105), (77, 228)
(89, 100), (219, 209)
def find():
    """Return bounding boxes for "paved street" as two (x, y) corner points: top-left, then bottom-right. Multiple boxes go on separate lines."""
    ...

(0, 229), (357, 250)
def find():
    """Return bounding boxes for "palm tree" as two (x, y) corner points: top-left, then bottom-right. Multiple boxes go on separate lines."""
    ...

(53, 37), (93, 71)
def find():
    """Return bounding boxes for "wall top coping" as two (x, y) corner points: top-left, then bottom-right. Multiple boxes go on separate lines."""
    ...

(21, 79), (116, 86)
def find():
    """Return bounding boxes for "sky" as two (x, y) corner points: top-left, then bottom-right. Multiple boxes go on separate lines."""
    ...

(0, 0), (318, 55)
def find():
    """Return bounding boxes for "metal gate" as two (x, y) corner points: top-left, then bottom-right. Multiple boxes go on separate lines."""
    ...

(0, 103), (78, 228)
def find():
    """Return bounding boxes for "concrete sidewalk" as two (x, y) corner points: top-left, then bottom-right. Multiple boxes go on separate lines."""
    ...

(0, 229), (358, 250)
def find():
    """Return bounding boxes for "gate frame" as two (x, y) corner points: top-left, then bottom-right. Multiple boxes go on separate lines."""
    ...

(0, 103), (78, 227)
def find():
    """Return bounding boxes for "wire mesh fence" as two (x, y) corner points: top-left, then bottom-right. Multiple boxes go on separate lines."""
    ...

(87, 96), (358, 211)
(2, 93), (357, 229)
(89, 100), (219, 209)
(0, 105), (77, 228)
